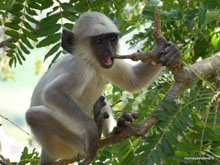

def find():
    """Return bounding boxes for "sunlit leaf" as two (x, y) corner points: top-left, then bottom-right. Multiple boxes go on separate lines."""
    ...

(4, 22), (20, 30)
(36, 33), (61, 48)
(19, 42), (30, 54)
(22, 28), (38, 41)
(5, 30), (19, 38)
(44, 43), (61, 61)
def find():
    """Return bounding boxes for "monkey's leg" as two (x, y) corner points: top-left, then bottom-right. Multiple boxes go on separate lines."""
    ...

(26, 106), (84, 165)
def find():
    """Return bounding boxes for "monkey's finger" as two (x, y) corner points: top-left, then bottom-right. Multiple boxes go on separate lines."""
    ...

(101, 112), (109, 119)
(100, 101), (106, 108)
(98, 96), (106, 107)
(123, 112), (133, 122)
(131, 112), (139, 119)
(99, 95), (105, 102)
(117, 116), (125, 126)
(113, 126), (122, 134)
(157, 54), (167, 66)
(166, 53), (179, 65)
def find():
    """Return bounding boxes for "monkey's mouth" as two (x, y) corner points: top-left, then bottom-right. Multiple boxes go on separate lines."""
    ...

(100, 57), (114, 69)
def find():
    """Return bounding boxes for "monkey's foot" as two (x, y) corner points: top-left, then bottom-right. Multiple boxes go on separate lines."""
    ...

(113, 112), (139, 134)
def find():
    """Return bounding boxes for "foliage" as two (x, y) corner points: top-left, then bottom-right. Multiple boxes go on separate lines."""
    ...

(10, 147), (39, 165)
(0, 0), (220, 164)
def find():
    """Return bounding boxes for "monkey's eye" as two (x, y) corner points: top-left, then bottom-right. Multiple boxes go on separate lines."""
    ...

(110, 36), (117, 42)
(94, 38), (102, 45)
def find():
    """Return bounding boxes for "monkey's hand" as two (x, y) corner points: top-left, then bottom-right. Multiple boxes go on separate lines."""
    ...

(157, 41), (181, 66)
(113, 112), (139, 134)
(93, 96), (109, 136)
(81, 96), (109, 165)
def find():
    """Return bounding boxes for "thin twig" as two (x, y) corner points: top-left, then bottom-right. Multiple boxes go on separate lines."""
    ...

(0, 114), (32, 136)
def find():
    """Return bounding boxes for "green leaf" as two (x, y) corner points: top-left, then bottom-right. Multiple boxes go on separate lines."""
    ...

(12, 3), (24, 11)
(4, 22), (20, 30)
(20, 35), (34, 49)
(157, 144), (166, 160)
(0, 3), (11, 10)
(198, 7), (207, 28)
(205, 128), (220, 141)
(25, 7), (37, 15)
(19, 42), (30, 54)
(178, 112), (193, 127)
(40, 14), (60, 28)
(16, 52), (22, 65)
(22, 28), (38, 41)
(17, 47), (23, 56)
(63, 23), (74, 30)
(6, 43), (17, 49)
(191, 113), (202, 129)
(37, 24), (61, 37)
(49, 51), (62, 68)
(17, 0), (25, 3)
(5, 30), (19, 38)
(20, 147), (29, 159)
(160, 100), (178, 111)
(9, 10), (22, 17)
(36, 33), (61, 48)
(44, 43), (61, 61)
(23, 21), (35, 31)
(175, 143), (200, 152)
(142, 9), (154, 20)
(9, 57), (15, 67)
(25, 14), (40, 24)
(41, 0), (53, 9)
(158, 111), (172, 122)
(6, 53), (14, 57)
(17, 49), (26, 61)
(151, 150), (160, 164)
(6, 49), (16, 54)
(27, 1), (41, 10)
(161, 138), (173, 155)
(61, 3), (80, 13)
(204, 0), (220, 9)
(12, 17), (22, 24)
(186, 20), (195, 31)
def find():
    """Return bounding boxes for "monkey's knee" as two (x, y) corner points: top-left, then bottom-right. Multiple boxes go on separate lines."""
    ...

(26, 108), (38, 126)
(26, 106), (50, 126)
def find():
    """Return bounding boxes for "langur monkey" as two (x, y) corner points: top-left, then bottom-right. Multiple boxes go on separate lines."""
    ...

(26, 11), (181, 164)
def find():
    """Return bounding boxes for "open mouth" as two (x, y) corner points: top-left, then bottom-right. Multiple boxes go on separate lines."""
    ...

(101, 57), (114, 68)
(102, 57), (112, 65)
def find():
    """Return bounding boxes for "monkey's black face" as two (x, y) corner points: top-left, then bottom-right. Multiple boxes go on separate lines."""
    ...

(91, 33), (118, 69)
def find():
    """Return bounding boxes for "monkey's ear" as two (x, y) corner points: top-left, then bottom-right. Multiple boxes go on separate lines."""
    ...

(61, 29), (75, 54)
(113, 18), (118, 26)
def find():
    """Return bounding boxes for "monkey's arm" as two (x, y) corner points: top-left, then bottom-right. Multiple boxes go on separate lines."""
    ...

(107, 42), (181, 92)
(106, 60), (162, 92)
